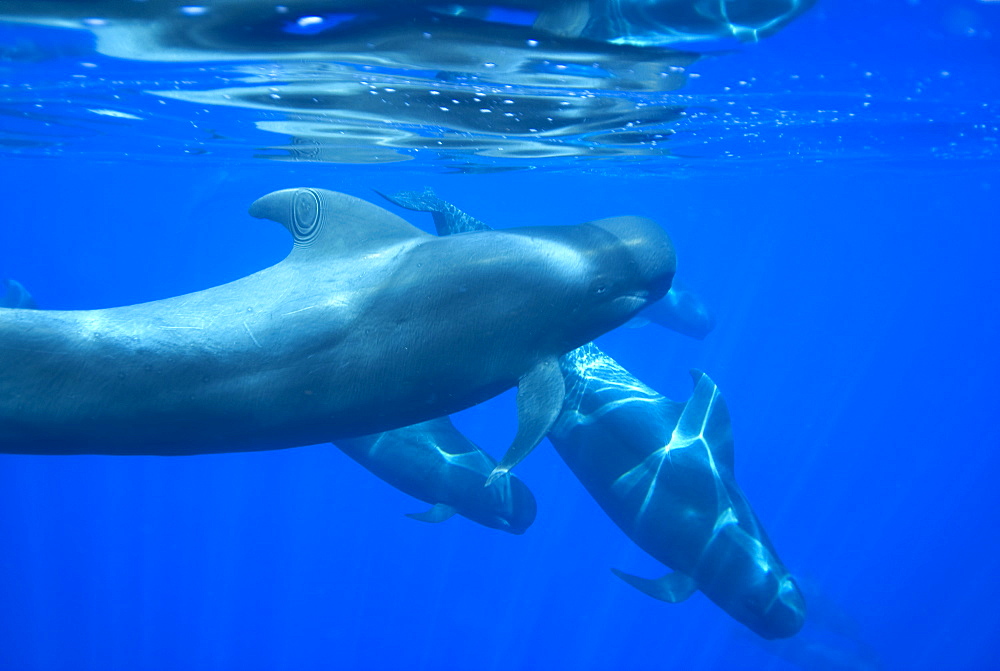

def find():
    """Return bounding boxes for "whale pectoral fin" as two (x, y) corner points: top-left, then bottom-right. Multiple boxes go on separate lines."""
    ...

(486, 356), (565, 485)
(612, 568), (698, 603)
(405, 503), (458, 523)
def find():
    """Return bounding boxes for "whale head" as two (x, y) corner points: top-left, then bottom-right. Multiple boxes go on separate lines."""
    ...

(463, 470), (537, 535)
(694, 519), (807, 639)
(621, 370), (806, 639)
(509, 215), (676, 351)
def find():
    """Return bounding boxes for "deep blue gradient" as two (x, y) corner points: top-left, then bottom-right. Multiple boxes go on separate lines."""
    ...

(1, 2), (998, 670)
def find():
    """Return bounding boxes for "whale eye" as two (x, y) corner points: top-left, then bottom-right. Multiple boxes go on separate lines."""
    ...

(589, 279), (613, 296)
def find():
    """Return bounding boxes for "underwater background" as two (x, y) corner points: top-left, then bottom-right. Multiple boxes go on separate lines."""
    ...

(1, 1), (998, 669)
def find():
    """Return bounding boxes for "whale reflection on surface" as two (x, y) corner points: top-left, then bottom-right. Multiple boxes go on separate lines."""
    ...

(0, 0), (818, 166)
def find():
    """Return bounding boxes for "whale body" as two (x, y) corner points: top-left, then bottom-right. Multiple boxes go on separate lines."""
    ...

(386, 187), (804, 639)
(336, 416), (537, 534)
(0, 188), (675, 459)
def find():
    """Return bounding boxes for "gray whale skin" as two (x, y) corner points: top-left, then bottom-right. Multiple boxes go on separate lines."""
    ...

(0, 188), (675, 460)
(387, 187), (805, 640)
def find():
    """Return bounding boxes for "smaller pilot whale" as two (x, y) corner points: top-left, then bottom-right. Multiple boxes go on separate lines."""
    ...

(0, 188), (675, 463)
(383, 188), (805, 640)
(336, 416), (536, 534)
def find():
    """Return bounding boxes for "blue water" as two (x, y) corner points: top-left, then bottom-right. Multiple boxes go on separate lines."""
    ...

(1, 2), (998, 670)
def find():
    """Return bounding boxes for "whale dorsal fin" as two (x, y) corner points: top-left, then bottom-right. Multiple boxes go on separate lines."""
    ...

(681, 369), (735, 473)
(248, 188), (432, 259)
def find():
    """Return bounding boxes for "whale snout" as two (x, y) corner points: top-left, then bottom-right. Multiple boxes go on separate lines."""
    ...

(589, 216), (676, 303)
(762, 576), (807, 639)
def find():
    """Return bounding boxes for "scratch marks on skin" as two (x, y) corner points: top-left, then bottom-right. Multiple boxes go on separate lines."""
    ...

(243, 321), (262, 348)
(280, 305), (320, 317)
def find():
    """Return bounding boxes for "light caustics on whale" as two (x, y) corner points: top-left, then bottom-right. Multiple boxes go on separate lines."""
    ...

(384, 187), (805, 639)
(555, 346), (805, 639)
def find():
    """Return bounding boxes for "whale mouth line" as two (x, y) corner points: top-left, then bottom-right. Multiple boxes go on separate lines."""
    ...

(612, 292), (653, 314)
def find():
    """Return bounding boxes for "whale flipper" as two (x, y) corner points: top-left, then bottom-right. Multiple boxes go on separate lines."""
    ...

(406, 503), (458, 523)
(249, 187), (432, 258)
(487, 356), (565, 485)
(612, 568), (698, 603)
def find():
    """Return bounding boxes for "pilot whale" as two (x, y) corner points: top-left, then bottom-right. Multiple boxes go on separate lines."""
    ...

(0, 188), (675, 459)
(336, 416), (537, 534)
(0, 277), (538, 534)
(554, 356), (806, 640)
(385, 188), (805, 640)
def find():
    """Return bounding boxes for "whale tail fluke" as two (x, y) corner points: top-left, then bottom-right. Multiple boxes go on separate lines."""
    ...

(377, 188), (492, 236)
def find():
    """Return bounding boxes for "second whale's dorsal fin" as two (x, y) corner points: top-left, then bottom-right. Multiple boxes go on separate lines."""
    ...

(611, 568), (698, 603)
(682, 369), (735, 473)
(248, 188), (432, 259)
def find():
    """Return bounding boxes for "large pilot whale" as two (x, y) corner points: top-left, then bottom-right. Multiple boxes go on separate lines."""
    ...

(0, 277), (539, 534)
(385, 188), (805, 640)
(0, 188), (675, 460)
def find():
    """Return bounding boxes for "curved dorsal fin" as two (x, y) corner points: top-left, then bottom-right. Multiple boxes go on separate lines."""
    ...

(684, 369), (735, 472)
(248, 188), (432, 259)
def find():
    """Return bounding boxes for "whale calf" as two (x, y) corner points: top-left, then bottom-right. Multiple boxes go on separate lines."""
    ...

(336, 416), (536, 534)
(0, 188), (674, 460)
(386, 188), (804, 639)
